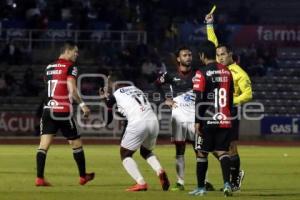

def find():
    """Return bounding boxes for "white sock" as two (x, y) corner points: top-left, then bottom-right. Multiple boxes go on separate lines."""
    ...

(122, 157), (145, 185)
(176, 155), (185, 185)
(146, 155), (163, 176)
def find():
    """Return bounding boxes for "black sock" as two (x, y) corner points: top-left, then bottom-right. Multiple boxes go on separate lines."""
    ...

(196, 157), (208, 188)
(36, 149), (47, 178)
(73, 147), (86, 177)
(230, 154), (240, 183)
(219, 154), (231, 184)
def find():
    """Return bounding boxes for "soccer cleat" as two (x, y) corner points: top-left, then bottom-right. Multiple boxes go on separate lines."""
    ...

(237, 170), (245, 189)
(231, 183), (239, 192)
(220, 185), (235, 192)
(126, 183), (148, 192)
(223, 182), (233, 197)
(170, 182), (185, 191)
(231, 170), (245, 192)
(79, 172), (95, 185)
(205, 181), (215, 191)
(188, 187), (207, 196)
(35, 177), (52, 186)
(158, 170), (170, 191)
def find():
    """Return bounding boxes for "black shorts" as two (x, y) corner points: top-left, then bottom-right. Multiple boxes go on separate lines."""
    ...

(199, 126), (231, 152)
(230, 107), (240, 141)
(40, 109), (80, 140)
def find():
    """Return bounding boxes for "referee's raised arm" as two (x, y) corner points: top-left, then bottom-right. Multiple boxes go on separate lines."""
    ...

(205, 13), (219, 48)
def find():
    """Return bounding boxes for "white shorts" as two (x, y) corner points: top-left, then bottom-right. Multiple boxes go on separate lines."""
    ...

(171, 109), (195, 142)
(121, 118), (159, 151)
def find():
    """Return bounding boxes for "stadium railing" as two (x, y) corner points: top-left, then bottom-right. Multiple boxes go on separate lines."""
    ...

(0, 29), (147, 50)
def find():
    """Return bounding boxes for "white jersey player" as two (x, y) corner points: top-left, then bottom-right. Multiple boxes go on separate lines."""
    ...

(171, 89), (195, 142)
(155, 47), (195, 191)
(155, 46), (214, 191)
(114, 86), (159, 150)
(101, 73), (170, 192)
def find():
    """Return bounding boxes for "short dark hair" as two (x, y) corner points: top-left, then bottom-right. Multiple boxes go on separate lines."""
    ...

(175, 46), (191, 57)
(198, 41), (216, 59)
(60, 41), (77, 54)
(216, 43), (233, 53)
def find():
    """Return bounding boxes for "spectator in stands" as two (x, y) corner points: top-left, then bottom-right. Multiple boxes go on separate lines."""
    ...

(163, 19), (179, 51)
(136, 43), (149, 60)
(257, 44), (278, 73)
(22, 67), (40, 96)
(3, 69), (19, 96)
(234, 0), (260, 24)
(119, 46), (135, 67)
(1, 40), (22, 65)
(0, 72), (8, 96)
(253, 57), (267, 76)
(141, 57), (158, 79)
(215, 17), (231, 44)
(239, 43), (278, 77)
(36, 0), (47, 11)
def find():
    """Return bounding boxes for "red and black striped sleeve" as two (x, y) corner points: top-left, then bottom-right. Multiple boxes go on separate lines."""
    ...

(193, 70), (206, 123)
(67, 65), (78, 79)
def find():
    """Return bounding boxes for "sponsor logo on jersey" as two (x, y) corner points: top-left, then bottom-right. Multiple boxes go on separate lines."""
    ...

(47, 100), (59, 107)
(206, 69), (231, 76)
(178, 102), (195, 107)
(192, 73), (202, 84)
(206, 113), (231, 125)
(173, 77), (181, 82)
(213, 112), (227, 121)
(44, 100), (64, 109)
(184, 94), (195, 102)
(46, 63), (66, 69)
(72, 67), (78, 76)
(120, 87), (132, 93)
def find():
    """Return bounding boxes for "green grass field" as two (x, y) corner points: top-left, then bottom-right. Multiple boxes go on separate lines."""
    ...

(0, 145), (300, 200)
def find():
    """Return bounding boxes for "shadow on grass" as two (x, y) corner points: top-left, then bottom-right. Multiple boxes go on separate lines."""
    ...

(0, 171), (33, 175)
(247, 193), (300, 197)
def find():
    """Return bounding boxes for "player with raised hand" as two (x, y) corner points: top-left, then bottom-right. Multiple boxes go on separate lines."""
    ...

(35, 41), (94, 186)
(205, 10), (253, 191)
(101, 73), (170, 192)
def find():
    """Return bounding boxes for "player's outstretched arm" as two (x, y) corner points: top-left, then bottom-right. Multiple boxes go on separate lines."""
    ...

(99, 87), (116, 125)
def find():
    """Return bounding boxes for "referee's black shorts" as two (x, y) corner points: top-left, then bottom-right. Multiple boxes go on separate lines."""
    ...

(230, 107), (240, 141)
(40, 109), (80, 140)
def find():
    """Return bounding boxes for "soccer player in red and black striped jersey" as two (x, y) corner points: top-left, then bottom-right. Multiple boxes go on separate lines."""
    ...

(189, 41), (234, 197)
(35, 41), (95, 186)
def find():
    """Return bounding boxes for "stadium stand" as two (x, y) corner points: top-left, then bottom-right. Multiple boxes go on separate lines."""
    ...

(0, 0), (300, 137)
(252, 48), (300, 117)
